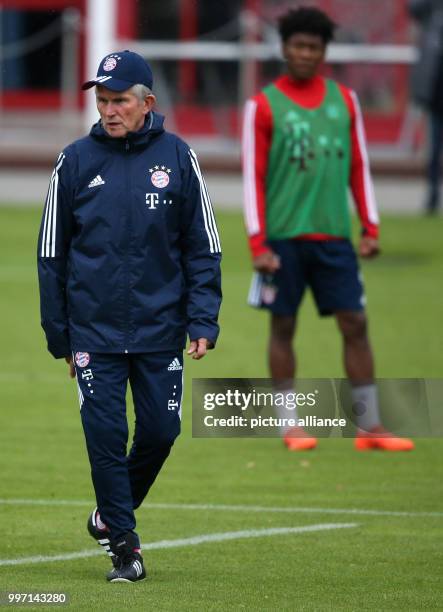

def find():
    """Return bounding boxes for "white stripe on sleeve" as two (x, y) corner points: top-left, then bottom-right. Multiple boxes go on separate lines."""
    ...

(41, 153), (65, 258)
(44, 168), (57, 258)
(41, 172), (54, 257)
(242, 100), (260, 236)
(189, 149), (221, 252)
(188, 149), (221, 254)
(350, 91), (379, 225)
(51, 164), (60, 257)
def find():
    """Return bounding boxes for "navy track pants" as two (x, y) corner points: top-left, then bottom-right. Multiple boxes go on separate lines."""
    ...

(73, 351), (183, 542)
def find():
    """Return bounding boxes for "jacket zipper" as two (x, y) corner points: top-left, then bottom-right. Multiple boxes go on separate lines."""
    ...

(123, 138), (131, 352)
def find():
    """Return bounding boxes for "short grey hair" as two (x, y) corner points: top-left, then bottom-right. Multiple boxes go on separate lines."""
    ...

(130, 84), (153, 101)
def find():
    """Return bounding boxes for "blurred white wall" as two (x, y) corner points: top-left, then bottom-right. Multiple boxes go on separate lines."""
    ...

(85, 0), (117, 130)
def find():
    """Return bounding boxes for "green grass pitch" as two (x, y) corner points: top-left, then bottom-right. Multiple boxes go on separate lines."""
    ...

(0, 206), (442, 610)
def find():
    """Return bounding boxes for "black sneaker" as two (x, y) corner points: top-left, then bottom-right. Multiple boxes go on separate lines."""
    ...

(106, 532), (146, 583)
(106, 551), (146, 583)
(87, 507), (119, 568)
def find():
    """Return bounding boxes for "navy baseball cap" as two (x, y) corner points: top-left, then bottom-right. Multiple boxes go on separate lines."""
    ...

(82, 50), (153, 92)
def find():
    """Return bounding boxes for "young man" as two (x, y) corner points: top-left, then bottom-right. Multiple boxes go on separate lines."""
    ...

(38, 50), (222, 582)
(242, 7), (413, 452)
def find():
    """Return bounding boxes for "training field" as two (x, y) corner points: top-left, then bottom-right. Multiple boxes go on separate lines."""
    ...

(0, 207), (442, 610)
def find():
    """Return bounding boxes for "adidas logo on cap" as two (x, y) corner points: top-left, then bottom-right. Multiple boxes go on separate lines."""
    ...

(88, 175), (105, 188)
(167, 358), (183, 371)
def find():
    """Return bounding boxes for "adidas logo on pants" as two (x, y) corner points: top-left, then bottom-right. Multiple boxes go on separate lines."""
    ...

(168, 358), (183, 371)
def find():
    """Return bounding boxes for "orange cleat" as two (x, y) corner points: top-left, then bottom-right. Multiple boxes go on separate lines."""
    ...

(355, 426), (415, 452)
(283, 426), (317, 451)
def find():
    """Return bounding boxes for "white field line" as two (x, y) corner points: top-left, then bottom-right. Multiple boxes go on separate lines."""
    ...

(0, 499), (441, 518)
(0, 523), (357, 567)
(147, 503), (443, 518)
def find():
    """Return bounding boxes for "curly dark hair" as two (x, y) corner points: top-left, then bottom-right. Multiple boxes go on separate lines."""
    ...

(278, 6), (336, 45)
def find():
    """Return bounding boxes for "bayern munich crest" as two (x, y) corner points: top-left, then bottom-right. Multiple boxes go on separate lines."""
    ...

(149, 165), (171, 189)
(103, 55), (120, 71)
(75, 352), (90, 368)
(261, 284), (277, 305)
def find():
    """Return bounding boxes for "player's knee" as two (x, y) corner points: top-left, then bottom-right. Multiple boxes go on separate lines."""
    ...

(134, 423), (180, 449)
(89, 444), (128, 470)
(271, 315), (296, 343)
(338, 311), (368, 341)
(154, 429), (180, 448)
(83, 419), (128, 450)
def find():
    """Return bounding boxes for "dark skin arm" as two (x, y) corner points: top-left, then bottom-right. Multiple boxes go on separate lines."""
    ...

(253, 251), (281, 274)
(359, 236), (380, 258)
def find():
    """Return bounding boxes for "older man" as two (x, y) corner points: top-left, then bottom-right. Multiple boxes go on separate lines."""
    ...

(37, 50), (222, 582)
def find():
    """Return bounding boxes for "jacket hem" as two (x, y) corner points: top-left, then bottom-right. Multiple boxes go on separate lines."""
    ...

(70, 343), (186, 354)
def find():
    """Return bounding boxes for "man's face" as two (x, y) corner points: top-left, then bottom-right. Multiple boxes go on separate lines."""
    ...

(96, 86), (155, 137)
(283, 32), (326, 80)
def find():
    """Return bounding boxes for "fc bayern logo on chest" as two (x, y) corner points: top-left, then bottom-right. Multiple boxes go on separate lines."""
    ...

(149, 165), (171, 189)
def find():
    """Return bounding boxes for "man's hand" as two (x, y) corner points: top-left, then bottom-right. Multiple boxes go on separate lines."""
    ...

(65, 356), (76, 378)
(253, 251), (281, 274)
(359, 236), (380, 259)
(187, 338), (211, 360)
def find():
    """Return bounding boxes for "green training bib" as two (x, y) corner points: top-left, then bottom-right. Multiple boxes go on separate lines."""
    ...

(263, 79), (351, 239)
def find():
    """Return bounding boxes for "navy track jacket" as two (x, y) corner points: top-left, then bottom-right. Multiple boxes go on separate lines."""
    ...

(37, 112), (222, 358)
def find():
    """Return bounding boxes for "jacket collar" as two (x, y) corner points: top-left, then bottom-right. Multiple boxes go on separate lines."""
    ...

(90, 111), (165, 148)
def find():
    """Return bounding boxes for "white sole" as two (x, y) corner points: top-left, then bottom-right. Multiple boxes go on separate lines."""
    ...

(109, 576), (146, 583)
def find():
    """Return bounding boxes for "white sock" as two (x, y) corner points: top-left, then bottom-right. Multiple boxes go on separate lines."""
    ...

(274, 389), (298, 436)
(96, 511), (107, 530)
(351, 384), (380, 432)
